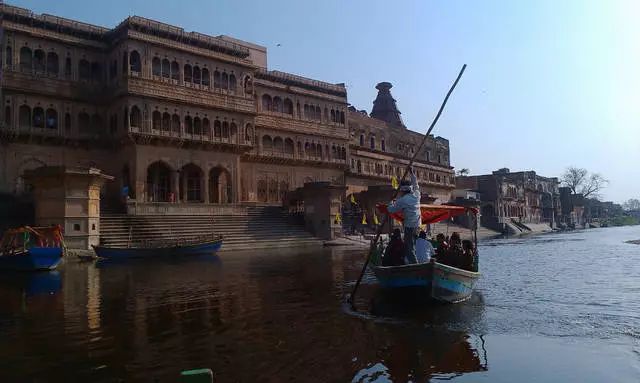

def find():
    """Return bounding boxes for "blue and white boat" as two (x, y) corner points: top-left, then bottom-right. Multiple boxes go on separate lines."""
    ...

(92, 236), (223, 259)
(0, 226), (65, 271)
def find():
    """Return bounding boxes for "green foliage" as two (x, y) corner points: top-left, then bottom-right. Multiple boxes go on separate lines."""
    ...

(602, 215), (640, 227)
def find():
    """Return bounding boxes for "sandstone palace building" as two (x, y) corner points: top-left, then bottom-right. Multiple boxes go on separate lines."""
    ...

(0, 3), (455, 215)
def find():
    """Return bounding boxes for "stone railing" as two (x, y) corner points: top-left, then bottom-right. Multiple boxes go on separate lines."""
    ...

(254, 114), (348, 139)
(126, 202), (253, 216)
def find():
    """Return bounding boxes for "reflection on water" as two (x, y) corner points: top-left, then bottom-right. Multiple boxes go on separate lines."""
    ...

(0, 225), (639, 382)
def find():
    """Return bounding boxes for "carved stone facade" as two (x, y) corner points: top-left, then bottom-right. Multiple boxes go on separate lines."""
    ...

(0, 4), (454, 210)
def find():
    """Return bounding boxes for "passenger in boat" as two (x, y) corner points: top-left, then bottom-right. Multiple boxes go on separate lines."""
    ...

(450, 232), (462, 251)
(386, 167), (421, 264)
(382, 228), (405, 266)
(462, 240), (478, 271)
(414, 230), (434, 263)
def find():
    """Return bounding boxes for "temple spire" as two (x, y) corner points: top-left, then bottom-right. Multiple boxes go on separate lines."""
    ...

(370, 82), (405, 128)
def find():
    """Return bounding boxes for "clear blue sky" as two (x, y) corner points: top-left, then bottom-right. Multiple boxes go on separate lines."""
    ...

(10, 0), (639, 203)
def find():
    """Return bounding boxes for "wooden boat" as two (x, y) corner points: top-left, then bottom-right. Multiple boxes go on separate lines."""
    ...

(92, 235), (223, 259)
(0, 226), (65, 271)
(371, 204), (481, 304)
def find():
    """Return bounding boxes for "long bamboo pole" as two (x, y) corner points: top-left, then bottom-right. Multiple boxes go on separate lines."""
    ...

(349, 64), (467, 307)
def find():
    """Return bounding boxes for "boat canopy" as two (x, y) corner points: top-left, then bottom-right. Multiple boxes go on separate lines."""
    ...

(0, 226), (65, 251)
(376, 204), (478, 225)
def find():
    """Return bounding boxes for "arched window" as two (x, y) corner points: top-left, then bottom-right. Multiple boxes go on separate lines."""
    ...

(330, 109), (336, 122)
(273, 137), (284, 154)
(381, 139), (386, 152)
(262, 135), (273, 154)
(172, 114), (180, 133)
(202, 68), (210, 87)
(4, 106), (11, 126)
(213, 70), (221, 89)
(245, 124), (253, 143)
(324, 108), (328, 122)
(64, 113), (71, 132)
(315, 106), (321, 121)
(78, 112), (90, 133)
(46, 52), (59, 75)
(45, 108), (57, 129)
(193, 66), (201, 84)
(152, 111), (161, 130)
(193, 117), (202, 135)
(283, 98), (293, 115)
(32, 107), (44, 128)
(203, 118), (211, 136)
(370, 136), (375, 150)
(78, 59), (90, 80)
(184, 64), (192, 83)
(162, 112), (171, 132)
(129, 50), (141, 73)
(171, 61), (180, 81)
(273, 97), (283, 113)
(91, 62), (102, 82)
(331, 144), (337, 158)
(152, 57), (161, 76)
(130, 106), (141, 128)
(33, 49), (45, 73)
(18, 105), (30, 127)
(296, 103), (301, 118)
(184, 115), (193, 134)
(304, 104), (310, 119)
(214, 120), (221, 137)
(222, 121), (229, 138)
(230, 122), (237, 140)
(357, 160), (362, 173)
(229, 74), (237, 91)
(221, 72), (229, 89)
(359, 134), (364, 146)
(64, 57), (71, 77)
(340, 111), (345, 124)
(284, 138), (294, 155)
(5, 46), (12, 67)
(161, 59), (171, 78)
(341, 147), (346, 160)
(261, 94), (272, 111)
(19, 47), (32, 72)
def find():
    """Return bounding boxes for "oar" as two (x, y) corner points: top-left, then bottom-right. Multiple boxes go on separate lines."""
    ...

(349, 64), (467, 307)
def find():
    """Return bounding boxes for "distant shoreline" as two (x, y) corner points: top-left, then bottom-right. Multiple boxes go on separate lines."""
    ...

(625, 239), (640, 245)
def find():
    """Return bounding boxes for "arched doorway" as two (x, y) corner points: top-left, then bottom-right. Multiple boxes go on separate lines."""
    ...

(179, 163), (203, 202)
(146, 162), (172, 202)
(209, 167), (232, 203)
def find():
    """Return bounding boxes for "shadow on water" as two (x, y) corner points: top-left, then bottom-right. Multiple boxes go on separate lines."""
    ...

(0, 270), (62, 297)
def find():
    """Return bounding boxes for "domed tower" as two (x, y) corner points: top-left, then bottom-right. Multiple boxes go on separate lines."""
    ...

(370, 82), (405, 128)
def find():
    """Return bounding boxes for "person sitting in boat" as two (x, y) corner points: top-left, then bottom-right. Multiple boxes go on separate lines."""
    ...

(386, 167), (421, 264)
(450, 232), (463, 251)
(414, 230), (434, 263)
(382, 229), (405, 266)
(434, 233), (449, 251)
(462, 240), (478, 272)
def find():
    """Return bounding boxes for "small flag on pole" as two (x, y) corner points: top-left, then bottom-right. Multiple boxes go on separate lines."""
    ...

(361, 213), (367, 225)
(335, 212), (342, 223)
(350, 194), (357, 205)
(373, 213), (380, 225)
(391, 176), (399, 189)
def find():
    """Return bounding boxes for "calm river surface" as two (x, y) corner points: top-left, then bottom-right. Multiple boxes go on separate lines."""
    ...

(1, 226), (640, 382)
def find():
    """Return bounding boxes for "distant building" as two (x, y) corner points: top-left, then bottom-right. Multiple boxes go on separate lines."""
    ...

(457, 169), (560, 230)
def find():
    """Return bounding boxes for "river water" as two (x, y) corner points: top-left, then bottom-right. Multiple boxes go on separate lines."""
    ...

(1, 226), (639, 382)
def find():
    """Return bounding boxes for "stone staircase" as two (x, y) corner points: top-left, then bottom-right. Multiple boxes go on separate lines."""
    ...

(99, 206), (324, 251)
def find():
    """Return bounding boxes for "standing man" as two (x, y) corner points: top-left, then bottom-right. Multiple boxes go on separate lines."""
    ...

(387, 167), (421, 263)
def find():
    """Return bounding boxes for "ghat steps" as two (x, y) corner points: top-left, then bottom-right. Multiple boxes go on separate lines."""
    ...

(99, 206), (324, 251)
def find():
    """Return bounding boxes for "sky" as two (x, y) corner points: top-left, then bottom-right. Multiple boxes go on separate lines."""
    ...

(8, 0), (640, 203)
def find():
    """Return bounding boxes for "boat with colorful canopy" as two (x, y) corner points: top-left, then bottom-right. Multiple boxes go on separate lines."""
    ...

(0, 226), (66, 271)
(371, 204), (481, 304)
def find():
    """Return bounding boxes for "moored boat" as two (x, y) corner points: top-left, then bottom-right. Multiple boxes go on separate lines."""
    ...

(371, 204), (481, 304)
(0, 226), (66, 271)
(92, 235), (223, 259)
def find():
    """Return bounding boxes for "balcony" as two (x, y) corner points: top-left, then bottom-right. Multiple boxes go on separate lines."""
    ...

(254, 114), (349, 140)
(124, 77), (255, 114)
(2, 68), (104, 102)
(246, 149), (348, 168)
(127, 124), (253, 150)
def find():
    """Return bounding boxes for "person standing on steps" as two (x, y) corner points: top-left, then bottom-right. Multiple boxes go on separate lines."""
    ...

(386, 167), (421, 264)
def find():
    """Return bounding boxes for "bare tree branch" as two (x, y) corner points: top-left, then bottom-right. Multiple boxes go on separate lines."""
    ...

(560, 167), (608, 199)
(580, 173), (608, 199)
(560, 167), (588, 195)
(623, 198), (640, 210)
(456, 168), (470, 177)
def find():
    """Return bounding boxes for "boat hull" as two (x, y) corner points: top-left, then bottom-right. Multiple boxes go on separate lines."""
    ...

(0, 247), (63, 271)
(372, 260), (481, 304)
(92, 239), (223, 259)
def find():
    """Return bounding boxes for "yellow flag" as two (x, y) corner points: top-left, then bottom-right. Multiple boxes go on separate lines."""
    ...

(350, 194), (357, 205)
(374, 214), (380, 225)
(335, 212), (342, 223)
(391, 176), (399, 189)
(362, 213), (367, 225)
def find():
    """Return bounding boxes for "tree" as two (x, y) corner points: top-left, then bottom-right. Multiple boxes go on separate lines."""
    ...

(456, 168), (470, 177)
(623, 198), (640, 211)
(560, 166), (608, 199)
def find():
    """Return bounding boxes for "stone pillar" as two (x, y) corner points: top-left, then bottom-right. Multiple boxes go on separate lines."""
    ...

(203, 171), (210, 203)
(172, 171), (179, 203)
(25, 167), (114, 250)
(181, 172), (188, 202)
(301, 182), (347, 240)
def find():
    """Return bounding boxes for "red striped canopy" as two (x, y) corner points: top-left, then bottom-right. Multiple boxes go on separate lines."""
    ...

(376, 203), (478, 225)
